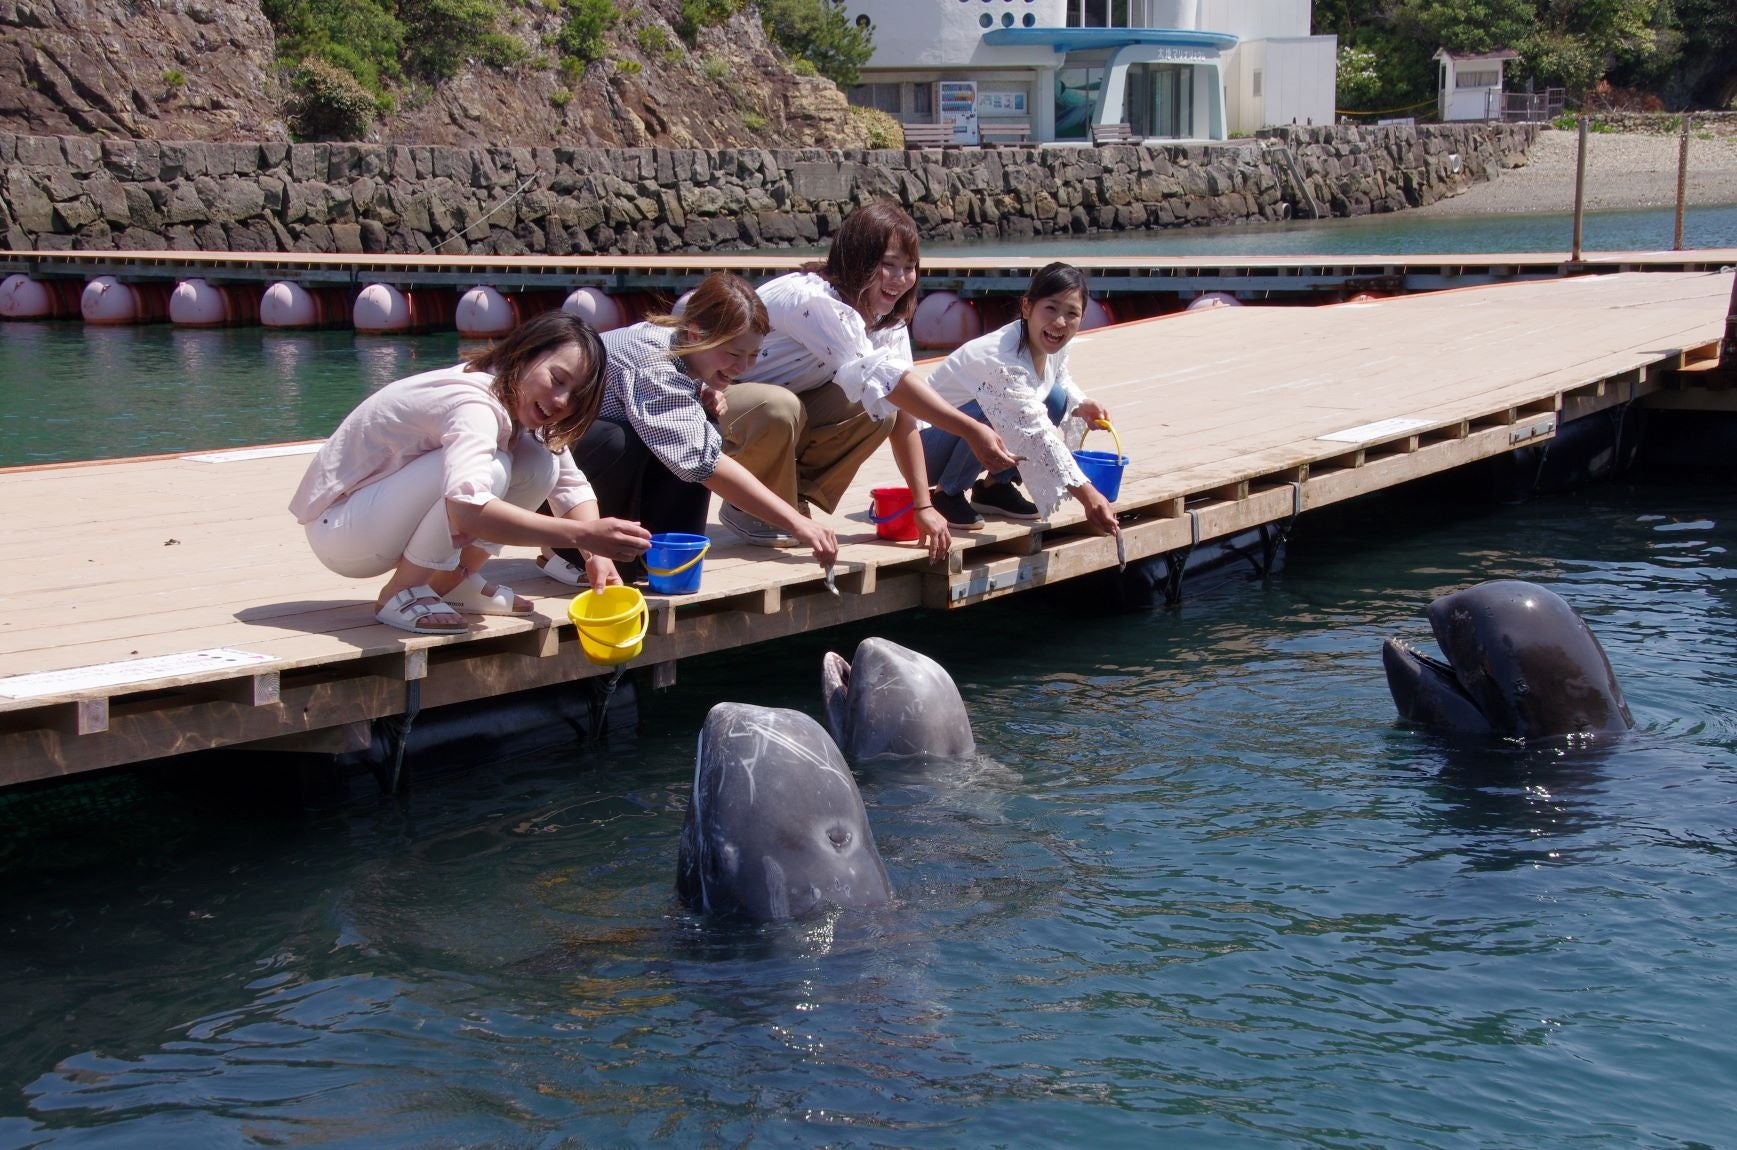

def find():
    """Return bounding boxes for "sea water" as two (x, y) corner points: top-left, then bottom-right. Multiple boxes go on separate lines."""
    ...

(1, 481), (1734, 1147)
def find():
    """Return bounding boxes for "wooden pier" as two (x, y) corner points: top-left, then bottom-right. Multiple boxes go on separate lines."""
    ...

(2, 268), (1732, 789)
(6, 246), (1737, 301)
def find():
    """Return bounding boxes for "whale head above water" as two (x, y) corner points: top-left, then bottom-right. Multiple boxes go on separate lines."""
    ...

(821, 637), (976, 761)
(1382, 579), (1634, 741)
(676, 702), (892, 921)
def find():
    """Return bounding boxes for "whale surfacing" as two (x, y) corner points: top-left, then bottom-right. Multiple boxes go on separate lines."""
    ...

(1383, 579), (1633, 740)
(821, 637), (975, 761)
(677, 702), (891, 921)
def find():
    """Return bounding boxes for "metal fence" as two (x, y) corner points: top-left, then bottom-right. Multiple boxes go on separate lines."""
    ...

(1491, 89), (1566, 123)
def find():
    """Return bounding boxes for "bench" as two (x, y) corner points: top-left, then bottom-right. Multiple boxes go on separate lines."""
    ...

(901, 122), (953, 148)
(978, 119), (1033, 146)
(1091, 122), (1134, 145)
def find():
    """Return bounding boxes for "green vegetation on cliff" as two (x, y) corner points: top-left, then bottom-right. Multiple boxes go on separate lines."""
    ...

(264, 0), (875, 138)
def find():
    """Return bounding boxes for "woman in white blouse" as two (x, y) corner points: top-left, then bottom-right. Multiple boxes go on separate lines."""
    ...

(718, 201), (1019, 561)
(921, 262), (1120, 535)
(539, 272), (839, 584)
(290, 312), (652, 634)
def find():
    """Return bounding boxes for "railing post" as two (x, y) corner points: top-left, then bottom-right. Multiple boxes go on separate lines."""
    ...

(1673, 114), (1691, 251)
(1571, 115), (1588, 263)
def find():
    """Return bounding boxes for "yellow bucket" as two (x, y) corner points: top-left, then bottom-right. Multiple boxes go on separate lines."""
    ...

(568, 585), (649, 665)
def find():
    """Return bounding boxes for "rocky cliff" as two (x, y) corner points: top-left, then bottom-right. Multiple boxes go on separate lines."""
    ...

(0, 0), (867, 149)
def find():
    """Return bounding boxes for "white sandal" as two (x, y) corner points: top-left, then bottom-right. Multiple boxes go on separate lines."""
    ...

(536, 549), (586, 587)
(444, 571), (533, 616)
(375, 585), (468, 634)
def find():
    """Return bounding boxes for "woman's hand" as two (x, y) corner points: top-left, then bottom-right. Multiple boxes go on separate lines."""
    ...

(966, 423), (1020, 475)
(699, 384), (728, 423)
(915, 506), (952, 563)
(790, 519), (839, 571)
(1073, 483), (1120, 535)
(586, 555), (623, 589)
(568, 516), (652, 562)
(1075, 400), (1111, 428)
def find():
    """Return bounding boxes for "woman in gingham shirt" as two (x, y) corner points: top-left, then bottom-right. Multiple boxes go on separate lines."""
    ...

(540, 272), (838, 587)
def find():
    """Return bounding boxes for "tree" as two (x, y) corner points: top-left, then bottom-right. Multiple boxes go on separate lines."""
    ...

(758, 0), (874, 88)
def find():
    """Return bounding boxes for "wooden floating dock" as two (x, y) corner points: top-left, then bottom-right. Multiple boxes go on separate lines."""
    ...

(6, 247), (1737, 299)
(2, 268), (1732, 789)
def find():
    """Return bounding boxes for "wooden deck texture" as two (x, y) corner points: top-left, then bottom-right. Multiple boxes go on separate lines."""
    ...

(2, 269), (1731, 786)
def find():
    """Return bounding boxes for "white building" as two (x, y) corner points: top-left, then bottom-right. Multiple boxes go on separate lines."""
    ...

(842, 0), (1337, 143)
(1433, 48), (1520, 122)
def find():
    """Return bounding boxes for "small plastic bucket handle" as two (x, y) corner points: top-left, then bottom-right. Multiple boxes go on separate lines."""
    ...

(645, 540), (709, 578)
(1086, 418), (1125, 462)
(588, 601), (649, 650)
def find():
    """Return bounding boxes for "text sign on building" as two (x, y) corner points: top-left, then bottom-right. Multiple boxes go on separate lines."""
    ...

(1148, 47), (1211, 63)
(978, 91), (1027, 114)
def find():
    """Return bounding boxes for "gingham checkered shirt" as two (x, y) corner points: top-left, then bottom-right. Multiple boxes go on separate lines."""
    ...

(598, 321), (722, 484)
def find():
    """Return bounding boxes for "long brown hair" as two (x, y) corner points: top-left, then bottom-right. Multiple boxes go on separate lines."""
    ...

(648, 271), (770, 358)
(464, 310), (606, 452)
(804, 200), (920, 332)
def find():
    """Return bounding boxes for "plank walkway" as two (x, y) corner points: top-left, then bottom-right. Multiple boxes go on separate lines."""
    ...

(5, 247), (1736, 297)
(1, 269), (1732, 787)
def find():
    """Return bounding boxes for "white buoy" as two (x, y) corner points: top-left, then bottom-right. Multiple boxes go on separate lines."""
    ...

(561, 287), (625, 332)
(0, 274), (54, 319)
(456, 285), (516, 338)
(82, 276), (141, 325)
(1185, 292), (1241, 312)
(911, 291), (982, 351)
(1081, 295), (1117, 330)
(261, 281), (320, 328)
(354, 282), (412, 333)
(169, 278), (230, 327)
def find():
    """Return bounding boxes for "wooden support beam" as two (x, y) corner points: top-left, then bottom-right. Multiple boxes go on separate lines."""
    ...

(249, 720), (372, 755)
(49, 698), (109, 737)
(202, 671), (281, 707)
(363, 648), (428, 681)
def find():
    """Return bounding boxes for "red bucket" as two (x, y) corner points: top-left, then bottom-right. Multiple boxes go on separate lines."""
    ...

(870, 486), (919, 541)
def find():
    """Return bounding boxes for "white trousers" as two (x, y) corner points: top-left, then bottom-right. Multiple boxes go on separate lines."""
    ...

(305, 440), (559, 579)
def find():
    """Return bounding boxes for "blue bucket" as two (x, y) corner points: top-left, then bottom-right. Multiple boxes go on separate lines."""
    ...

(1073, 450), (1127, 502)
(645, 532), (709, 595)
(1073, 420), (1127, 502)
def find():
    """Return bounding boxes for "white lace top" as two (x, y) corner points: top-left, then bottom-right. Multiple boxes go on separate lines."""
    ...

(923, 320), (1090, 517)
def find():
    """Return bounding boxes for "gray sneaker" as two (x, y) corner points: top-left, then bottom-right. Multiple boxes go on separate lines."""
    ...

(720, 502), (797, 547)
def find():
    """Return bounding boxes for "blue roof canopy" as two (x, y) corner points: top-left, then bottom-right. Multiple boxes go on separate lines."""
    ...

(982, 27), (1237, 53)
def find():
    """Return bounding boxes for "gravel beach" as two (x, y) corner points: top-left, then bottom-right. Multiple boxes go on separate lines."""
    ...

(1415, 127), (1737, 216)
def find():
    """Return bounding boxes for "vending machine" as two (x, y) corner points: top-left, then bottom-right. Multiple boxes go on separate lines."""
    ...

(936, 80), (979, 146)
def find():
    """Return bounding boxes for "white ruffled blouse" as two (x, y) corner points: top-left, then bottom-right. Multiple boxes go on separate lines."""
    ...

(750, 271), (913, 421)
(923, 319), (1091, 517)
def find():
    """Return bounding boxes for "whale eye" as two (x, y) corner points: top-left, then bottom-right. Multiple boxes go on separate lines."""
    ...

(827, 826), (853, 851)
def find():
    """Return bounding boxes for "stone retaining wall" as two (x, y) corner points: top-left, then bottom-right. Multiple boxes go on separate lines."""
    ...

(0, 124), (1536, 257)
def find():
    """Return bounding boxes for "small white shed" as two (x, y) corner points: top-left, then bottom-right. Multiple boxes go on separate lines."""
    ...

(1434, 48), (1520, 122)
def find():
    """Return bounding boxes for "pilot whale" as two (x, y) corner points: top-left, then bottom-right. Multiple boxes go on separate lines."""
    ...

(822, 637), (975, 760)
(676, 702), (892, 921)
(1382, 579), (1633, 740)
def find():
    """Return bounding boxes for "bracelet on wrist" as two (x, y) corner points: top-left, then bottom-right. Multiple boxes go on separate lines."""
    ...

(913, 503), (933, 511)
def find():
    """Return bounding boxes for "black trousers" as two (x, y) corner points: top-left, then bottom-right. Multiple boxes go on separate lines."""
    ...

(549, 417), (711, 567)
